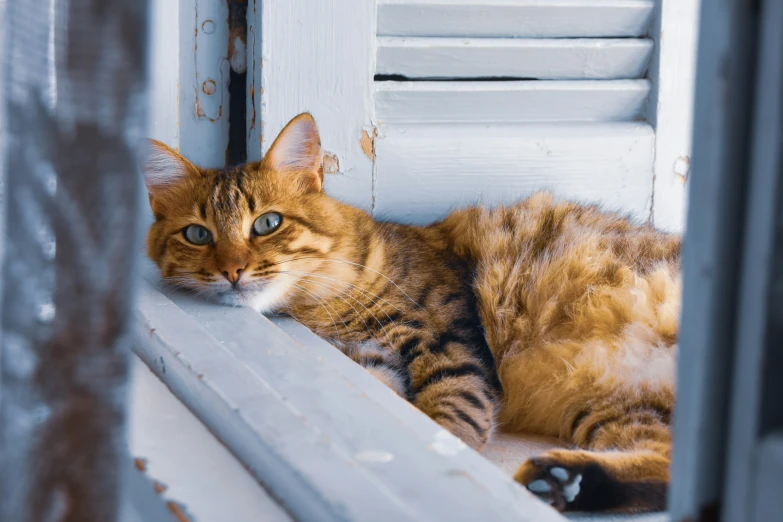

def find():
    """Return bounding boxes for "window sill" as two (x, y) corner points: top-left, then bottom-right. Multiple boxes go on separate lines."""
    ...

(134, 260), (566, 521)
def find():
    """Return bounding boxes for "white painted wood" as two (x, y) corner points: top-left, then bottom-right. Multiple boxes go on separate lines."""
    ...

(135, 270), (568, 522)
(378, 0), (655, 38)
(127, 355), (292, 522)
(255, 0), (376, 211)
(377, 37), (654, 80)
(146, 0), (179, 148)
(375, 81), (652, 123)
(246, 0), (261, 159)
(648, 0), (700, 232)
(120, 462), (176, 522)
(178, 0), (230, 168)
(722, 1), (783, 519)
(751, 434), (783, 522)
(373, 122), (654, 224)
(669, 0), (760, 516)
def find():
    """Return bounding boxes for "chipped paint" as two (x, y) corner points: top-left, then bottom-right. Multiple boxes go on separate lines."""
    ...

(360, 127), (377, 161)
(167, 501), (193, 522)
(429, 429), (467, 456)
(153, 481), (168, 494)
(674, 155), (690, 185)
(323, 151), (340, 174)
(134, 458), (148, 472)
(354, 450), (394, 463)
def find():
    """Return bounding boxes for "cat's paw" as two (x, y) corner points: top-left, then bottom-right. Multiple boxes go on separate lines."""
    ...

(514, 456), (584, 512)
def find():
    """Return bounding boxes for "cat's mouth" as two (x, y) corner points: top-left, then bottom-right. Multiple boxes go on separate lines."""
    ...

(212, 277), (291, 314)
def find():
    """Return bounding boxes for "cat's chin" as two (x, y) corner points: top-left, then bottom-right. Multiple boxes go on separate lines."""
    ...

(214, 278), (291, 315)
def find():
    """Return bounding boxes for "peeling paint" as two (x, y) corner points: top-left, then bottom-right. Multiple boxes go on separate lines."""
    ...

(134, 458), (148, 472)
(167, 501), (193, 522)
(354, 450), (394, 463)
(360, 127), (377, 161)
(323, 151), (340, 174)
(674, 155), (690, 185)
(153, 481), (168, 494)
(429, 429), (467, 456)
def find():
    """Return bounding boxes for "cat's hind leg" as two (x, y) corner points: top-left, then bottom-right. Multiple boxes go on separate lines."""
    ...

(514, 399), (671, 513)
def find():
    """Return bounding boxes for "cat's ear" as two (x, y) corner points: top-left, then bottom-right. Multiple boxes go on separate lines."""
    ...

(141, 139), (199, 197)
(262, 113), (323, 192)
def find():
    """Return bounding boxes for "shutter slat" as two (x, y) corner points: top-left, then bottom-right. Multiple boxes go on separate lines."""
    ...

(377, 37), (654, 80)
(375, 80), (651, 123)
(377, 0), (655, 38)
(373, 122), (654, 224)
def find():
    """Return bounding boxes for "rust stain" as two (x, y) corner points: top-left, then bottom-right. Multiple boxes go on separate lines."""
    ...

(323, 151), (340, 174)
(248, 85), (256, 134)
(167, 501), (193, 522)
(195, 97), (206, 118)
(202, 79), (216, 95)
(133, 458), (147, 472)
(148, 328), (156, 336)
(360, 128), (377, 162)
(153, 481), (168, 494)
(201, 20), (215, 34)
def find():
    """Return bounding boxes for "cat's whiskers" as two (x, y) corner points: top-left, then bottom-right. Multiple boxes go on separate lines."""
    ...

(258, 256), (423, 310)
(278, 269), (406, 315)
(289, 284), (343, 341)
(293, 275), (394, 347)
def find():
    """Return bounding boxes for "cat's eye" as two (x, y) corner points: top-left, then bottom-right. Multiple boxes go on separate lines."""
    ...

(183, 224), (213, 245)
(253, 212), (282, 236)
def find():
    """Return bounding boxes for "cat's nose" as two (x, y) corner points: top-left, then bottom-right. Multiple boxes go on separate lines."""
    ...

(221, 262), (247, 284)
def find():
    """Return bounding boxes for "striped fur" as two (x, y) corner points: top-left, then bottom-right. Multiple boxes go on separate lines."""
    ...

(143, 113), (681, 513)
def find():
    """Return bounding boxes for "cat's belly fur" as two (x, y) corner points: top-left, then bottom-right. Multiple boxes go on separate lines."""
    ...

(479, 261), (680, 436)
(435, 194), (682, 438)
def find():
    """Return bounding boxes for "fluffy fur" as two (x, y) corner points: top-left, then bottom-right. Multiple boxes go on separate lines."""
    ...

(143, 113), (681, 513)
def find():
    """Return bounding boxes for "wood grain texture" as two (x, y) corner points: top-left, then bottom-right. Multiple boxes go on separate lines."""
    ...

(377, 37), (654, 80)
(377, 0), (655, 38)
(135, 269), (568, 522)
(256, 0), (376, 210)
(373, 122), (654, 224)
(375, 80), (652, 123)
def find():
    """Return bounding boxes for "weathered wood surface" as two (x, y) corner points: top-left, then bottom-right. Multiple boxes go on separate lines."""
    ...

(375, 80), (652, 124)
(135, 262), (568, 522)
(373, 122), (654, 224)
(377, 0), (655, 38)
(669, 0), (763, 517)
(377, 37), (654, 80)
(0, 0), (149, 519)
(254, 0), (377, 211)
(126, 355), (291, 522)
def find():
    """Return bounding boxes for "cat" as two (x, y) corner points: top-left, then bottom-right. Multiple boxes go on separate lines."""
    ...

(143, 113), (681, 513)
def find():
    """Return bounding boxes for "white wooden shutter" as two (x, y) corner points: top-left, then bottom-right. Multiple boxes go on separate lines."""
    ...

(372, 0), (655, 224)
(253, 0), (691, 227)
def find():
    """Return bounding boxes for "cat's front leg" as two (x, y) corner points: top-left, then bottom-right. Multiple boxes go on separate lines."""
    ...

(403, 335), (499, 451)
(343, 341), (408, 397)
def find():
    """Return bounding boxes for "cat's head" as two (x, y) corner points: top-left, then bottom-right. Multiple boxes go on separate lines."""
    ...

(142, 113), (363, 313)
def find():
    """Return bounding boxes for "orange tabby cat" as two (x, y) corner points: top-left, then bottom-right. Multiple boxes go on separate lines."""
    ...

(143, 113), (680, 513)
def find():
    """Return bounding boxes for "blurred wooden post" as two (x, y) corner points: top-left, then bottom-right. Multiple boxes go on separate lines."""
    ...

(0, 0), (150, 520)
